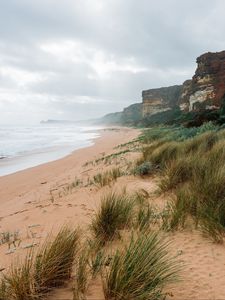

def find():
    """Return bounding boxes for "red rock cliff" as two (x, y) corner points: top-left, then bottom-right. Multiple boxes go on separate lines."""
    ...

(179, 51), (225, 111)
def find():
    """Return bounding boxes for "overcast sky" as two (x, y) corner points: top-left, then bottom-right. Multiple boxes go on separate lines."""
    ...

(1, 0), (225, 124)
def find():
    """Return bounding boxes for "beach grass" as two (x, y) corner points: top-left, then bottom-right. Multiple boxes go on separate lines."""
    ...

(93, 167), (124, 187)
(90, 191), (134, 244)
(3, 254), (35, 300)
(102, 231), (179, 300)
(138, 124), (225, 242)
(34, 226), (80, 294)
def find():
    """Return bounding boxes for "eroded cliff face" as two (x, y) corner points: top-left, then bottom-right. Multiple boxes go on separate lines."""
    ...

(142, 85), (182, 117)
(143, 51), (225, 117)
(179, 51), (225, 111)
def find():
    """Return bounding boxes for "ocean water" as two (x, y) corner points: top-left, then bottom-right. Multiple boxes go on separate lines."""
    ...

(0, 124), (101, 176)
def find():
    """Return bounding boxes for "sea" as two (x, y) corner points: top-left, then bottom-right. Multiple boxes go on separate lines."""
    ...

(0, 123), (102, 176)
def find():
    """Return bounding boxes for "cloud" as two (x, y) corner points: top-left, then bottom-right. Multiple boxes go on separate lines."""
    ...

(0, 0), (225, 123)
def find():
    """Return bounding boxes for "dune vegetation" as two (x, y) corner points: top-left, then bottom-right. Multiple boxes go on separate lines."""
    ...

(2, 122), (225, 299)
(136, 122), (225, 242)
(0, 188), (181, 300)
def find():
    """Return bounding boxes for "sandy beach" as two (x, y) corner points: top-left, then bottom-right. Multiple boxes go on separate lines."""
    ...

(0, 126), (225, 300)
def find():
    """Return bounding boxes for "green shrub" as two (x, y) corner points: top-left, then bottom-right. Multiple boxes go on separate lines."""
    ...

(134, 162), (154, 176)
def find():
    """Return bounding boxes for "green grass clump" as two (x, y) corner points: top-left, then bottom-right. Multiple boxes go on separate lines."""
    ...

(0, 226), (80, 299)
(93, 168), (123, 187)
(103, 232), (179, 300)
(4, 255), (35, 300)
(159, 156), (194, 192)
(135, 204), (157, 231)
(91, 192), (134, 244)
(73, 248), (90, 299)
(147, 141), (182, 169)
(34, 226), (79, 294)
(132, 189), (150, 206)
(139, 124), (225, 242)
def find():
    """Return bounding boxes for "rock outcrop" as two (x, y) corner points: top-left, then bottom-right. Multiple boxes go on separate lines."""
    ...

(142, 50), (225, 117)
(142, 85), (182, 117)
(100, 50), (225, 125)
(179, 51), (225, 111)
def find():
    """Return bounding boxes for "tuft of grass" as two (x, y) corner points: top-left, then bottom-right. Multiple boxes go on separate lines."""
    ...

(34, 226), (80, 294)
(135, 204), (156, 231)
(0, 226), (80, 299)
(86, 239), (106, 278)
(103, 232), (179, 300)
(93, 173), (110, 187)
(73, 248), (90, 299)
(200, 212), (224, 244)
(159, 156), (194, 192)
(132, 189), (150, 206)
(0, 279), (7, 300)
(0, 231), (21, 249)
(89, 249), (105, 278)
(91, 192), (134, 244)
(93, 168), (123, 187)
(4, 254), (35, 300)
(148, 141), (182, 169)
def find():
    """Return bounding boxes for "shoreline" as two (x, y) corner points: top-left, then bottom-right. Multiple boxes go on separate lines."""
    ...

(0, 126), (225, 300)
(0, 126), (140, 216)
(0, 126), (102, 177)
(0, 126), (140, 271)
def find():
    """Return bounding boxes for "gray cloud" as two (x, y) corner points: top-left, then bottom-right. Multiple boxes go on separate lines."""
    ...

(0, 0), (225, 123)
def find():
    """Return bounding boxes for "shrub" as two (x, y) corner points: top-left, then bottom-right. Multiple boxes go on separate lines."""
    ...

(134, 161), (154, 176)
(103, 232), (179, 300)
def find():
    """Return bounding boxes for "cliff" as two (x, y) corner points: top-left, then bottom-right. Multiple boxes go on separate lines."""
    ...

(179, 51), (225, 111)
(99, 50), (225, 126)
(142, 85), (182, 117)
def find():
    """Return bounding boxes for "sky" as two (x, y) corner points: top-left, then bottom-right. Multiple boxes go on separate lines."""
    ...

(1, 0), (225, 124)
